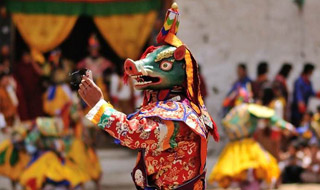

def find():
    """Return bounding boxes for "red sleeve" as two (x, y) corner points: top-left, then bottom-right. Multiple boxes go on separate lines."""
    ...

(86, 99), (174, 151)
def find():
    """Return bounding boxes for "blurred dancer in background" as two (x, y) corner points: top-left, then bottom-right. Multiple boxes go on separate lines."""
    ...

(255, 85), (289, 172)
(209, 103), (294, 190)
(0, 123), (30, 190)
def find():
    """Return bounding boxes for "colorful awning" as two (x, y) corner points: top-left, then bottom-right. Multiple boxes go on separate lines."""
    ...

(6, 0), (161, 16)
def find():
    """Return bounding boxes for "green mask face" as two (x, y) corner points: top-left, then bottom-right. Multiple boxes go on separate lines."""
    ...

(124, 45), (186, 90)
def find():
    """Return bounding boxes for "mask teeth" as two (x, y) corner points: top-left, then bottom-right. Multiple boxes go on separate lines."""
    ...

(138, 63), (148, 76)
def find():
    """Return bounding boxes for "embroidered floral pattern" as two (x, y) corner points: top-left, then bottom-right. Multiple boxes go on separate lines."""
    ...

(93, 101), (204, 189)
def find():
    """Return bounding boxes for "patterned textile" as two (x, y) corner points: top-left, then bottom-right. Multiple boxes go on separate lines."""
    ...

(156, 3), (179, 43)
(86, 98), (210, 189)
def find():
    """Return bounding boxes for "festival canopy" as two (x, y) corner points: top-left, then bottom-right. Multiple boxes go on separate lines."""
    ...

(6, 0), (161, 60)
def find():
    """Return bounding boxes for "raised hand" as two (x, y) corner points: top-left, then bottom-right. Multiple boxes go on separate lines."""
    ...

(78, 75), (104, 108)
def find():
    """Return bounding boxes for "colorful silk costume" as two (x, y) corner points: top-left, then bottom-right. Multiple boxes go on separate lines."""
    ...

(41, 58), (102, 186)
(0, 124), (30, 181)
(85, 3), (219, 190)
(209, 103), (293, 188)
(19, 117), (91, 190)
(16, 89), (100, 189)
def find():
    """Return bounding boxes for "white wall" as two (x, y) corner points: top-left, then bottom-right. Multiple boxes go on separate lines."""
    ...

(175, 0), (320, 125)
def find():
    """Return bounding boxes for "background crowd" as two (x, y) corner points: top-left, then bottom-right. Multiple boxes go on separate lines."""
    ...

(0, 33), (139, 127)
(223, 61), (320, 184)
(0, 31), (145, 189)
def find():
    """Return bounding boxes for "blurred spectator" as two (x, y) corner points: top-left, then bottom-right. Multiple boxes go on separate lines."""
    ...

(252, 61), (269, 101)
(0, 45), (10, 74)
(43, 49), (73, 117)
(0, 71), (18, 127)
(281, 110), (320, 184)
(281, 142), (304, 183)
(1, 44), (9, 59)
(291, 63), (320, 127)
(311, 106), (320, 139)
(77, 34), (113, 101)
(300, 141), (320, 183)
(0, 6), (11, 47)
(48, 49), (72, 84)
(222, 63), (253, 115)
(271, 83), (287, 119)
(296, 112), (314, 144)
(256, 85), (286, 119)
(317, 106), (320, 116)
(77, 35), (114, 151)
(299, 110), (320, 183)
(14, 50), (44, 120)
(274, 63), (292, 102)
(273, 64), (292, 120)
(110, 69), (135, 114)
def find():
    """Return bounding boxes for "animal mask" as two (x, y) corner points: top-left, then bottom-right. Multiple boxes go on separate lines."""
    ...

(124, 45), (187, 90)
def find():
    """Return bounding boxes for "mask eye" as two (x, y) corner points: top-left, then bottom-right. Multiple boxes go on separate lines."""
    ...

(160, 61), (173, 71)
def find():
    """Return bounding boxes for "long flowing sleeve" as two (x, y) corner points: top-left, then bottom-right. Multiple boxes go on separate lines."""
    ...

(86, 99), (174, 151)
(270, 114), (294, 131)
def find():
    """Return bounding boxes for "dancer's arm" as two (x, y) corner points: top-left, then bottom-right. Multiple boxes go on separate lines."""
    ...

(79, 76), (174, 151)
(270, 115), (295, 131)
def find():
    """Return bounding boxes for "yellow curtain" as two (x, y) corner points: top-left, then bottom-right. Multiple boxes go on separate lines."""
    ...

(94, 11), (157, 59)
(12, 14), (78, 62)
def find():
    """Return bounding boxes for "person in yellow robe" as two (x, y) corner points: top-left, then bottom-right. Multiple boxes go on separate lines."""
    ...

(19, 117), (90, 190)
(40, 50), (102, 188)
(66, 96), (102, 190)
(0, 123), (30, 190)
(209, 103), (295, 190)
(0, 71), (18, 127)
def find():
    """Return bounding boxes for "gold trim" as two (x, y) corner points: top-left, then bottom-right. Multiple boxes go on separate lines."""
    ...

(155, 48), (175, 62)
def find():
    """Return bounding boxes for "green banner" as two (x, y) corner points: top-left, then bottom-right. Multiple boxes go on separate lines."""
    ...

(6, 0), (161, 16)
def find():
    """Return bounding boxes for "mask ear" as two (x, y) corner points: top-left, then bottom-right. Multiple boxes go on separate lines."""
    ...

(174, 45), (186, 61)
